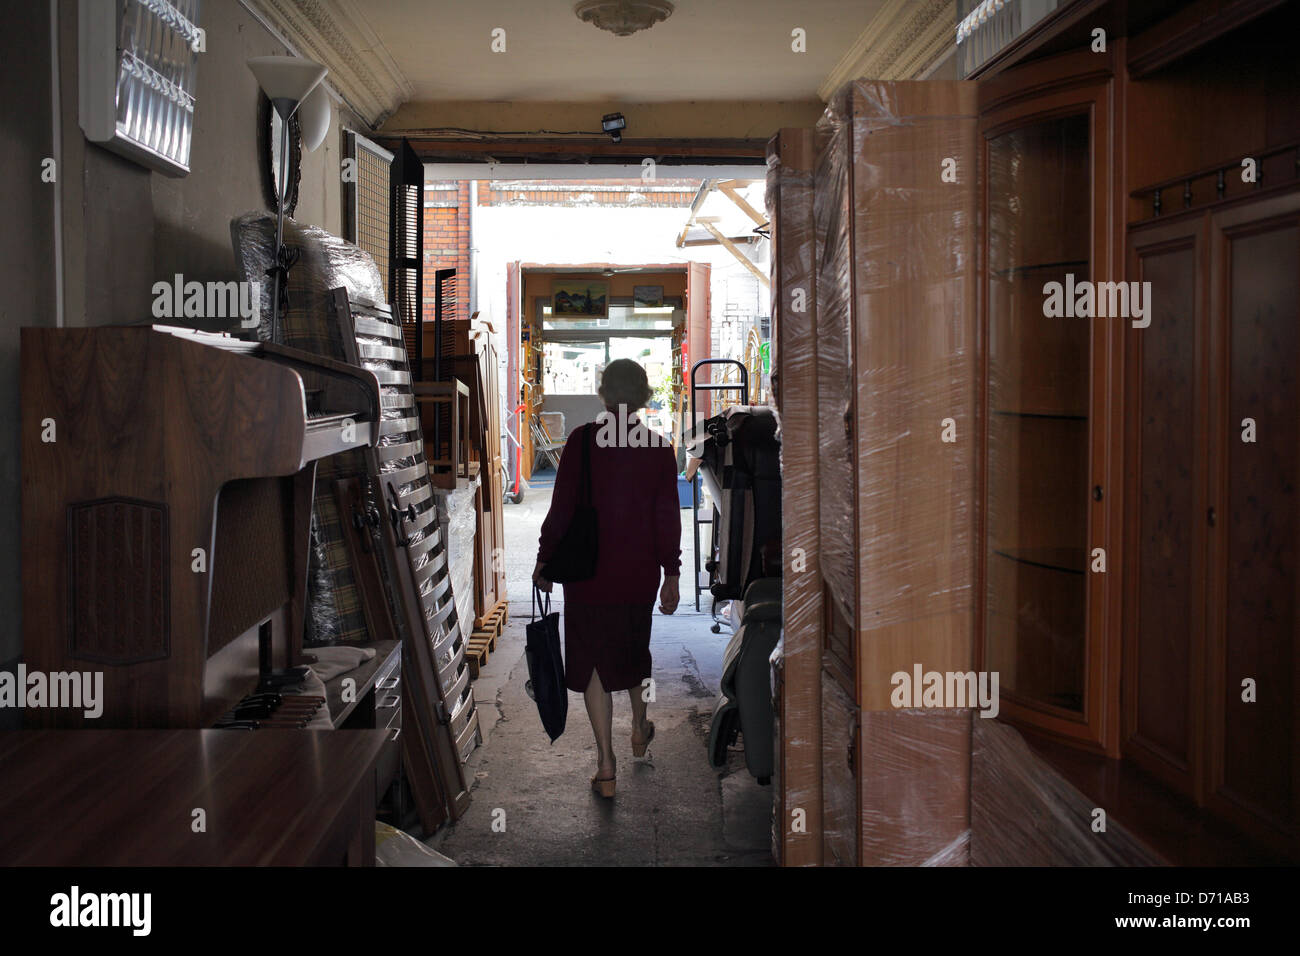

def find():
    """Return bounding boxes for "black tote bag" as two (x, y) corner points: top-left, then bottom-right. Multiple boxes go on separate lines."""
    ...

(524, 585), (567, 742)
(541, 423), (598, 583)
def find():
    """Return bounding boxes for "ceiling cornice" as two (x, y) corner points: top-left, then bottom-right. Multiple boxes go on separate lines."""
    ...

(243, 0), (414, 127)
(817, 0), (958, 99)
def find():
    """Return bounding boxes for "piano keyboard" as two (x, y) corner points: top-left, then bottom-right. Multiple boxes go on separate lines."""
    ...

(212, 692), (327, 730)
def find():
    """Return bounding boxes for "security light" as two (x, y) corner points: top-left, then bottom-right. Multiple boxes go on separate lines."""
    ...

(602, 112), (627, 143)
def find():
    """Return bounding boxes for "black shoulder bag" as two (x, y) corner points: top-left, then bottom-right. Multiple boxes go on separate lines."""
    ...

(541, 423), (598, 583)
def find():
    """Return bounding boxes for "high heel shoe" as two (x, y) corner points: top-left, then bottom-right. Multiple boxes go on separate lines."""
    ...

(631, 720), (655, 758)
(591, 772), (616, 798)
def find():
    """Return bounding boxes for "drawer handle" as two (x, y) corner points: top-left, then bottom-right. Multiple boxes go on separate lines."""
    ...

(378, 693), (400, 709)
(388, 727), (401, 743)
(376, 676), (400, 691)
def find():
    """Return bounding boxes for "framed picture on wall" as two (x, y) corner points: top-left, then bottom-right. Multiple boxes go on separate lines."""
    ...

(634, 285), (664, 307)
(552, 280), (608, 318)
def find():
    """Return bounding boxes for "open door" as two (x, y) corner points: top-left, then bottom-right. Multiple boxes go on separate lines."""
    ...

(685, 261), (711, 422)
(505, 260), (522, 498)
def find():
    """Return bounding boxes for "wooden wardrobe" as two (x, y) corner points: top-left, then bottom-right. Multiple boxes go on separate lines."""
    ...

(771, 0), (1300, 865)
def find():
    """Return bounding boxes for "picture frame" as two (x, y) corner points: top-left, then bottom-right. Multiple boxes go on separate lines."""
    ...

(634, 285), (664, 307)
(552, 279), (608, 318)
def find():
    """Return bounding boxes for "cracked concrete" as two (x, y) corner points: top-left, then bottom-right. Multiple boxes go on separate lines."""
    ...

(429, 482), (774, 866)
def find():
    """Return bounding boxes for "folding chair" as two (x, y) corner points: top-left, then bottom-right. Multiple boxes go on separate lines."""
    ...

(529, 414), (565, 473)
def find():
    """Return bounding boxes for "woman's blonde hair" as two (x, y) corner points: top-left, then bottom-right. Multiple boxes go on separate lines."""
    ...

(598, 358), (653, 411)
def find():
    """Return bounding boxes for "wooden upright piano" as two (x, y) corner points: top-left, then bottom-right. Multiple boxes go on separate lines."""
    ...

(20, 324), (382, 729)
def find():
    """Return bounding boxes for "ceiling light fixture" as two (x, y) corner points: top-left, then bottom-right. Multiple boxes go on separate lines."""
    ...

(574, 0), (675, 37)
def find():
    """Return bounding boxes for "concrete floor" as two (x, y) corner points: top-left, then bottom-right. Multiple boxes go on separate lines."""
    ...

(430, 479), (774, 866)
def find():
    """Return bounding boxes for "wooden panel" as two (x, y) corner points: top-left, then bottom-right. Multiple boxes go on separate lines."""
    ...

(820, 672), (857, 867)
(1214, 209), (1299, 836)
(1123, 219), (1205, 797)
(1124, 3), (1300, 222)
(1127, 0), (1290, 79)
(0, 730), (391, 866)
(67, 497), (168, 663)
(208, 476), (294, 654)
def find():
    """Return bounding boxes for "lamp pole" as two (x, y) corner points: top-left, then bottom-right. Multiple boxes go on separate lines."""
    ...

(270, 99), (293, 345)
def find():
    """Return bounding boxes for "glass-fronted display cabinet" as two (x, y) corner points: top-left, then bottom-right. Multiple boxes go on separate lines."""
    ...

(979, 72), (1118, 751)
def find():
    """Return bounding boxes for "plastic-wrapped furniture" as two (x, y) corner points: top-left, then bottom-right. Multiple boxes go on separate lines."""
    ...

(709, 577), (783, 782)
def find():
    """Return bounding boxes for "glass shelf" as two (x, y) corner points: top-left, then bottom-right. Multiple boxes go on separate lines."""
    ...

(984, 110), (1091, 717)
(992, 547), (1086, 575)
(991, 408), (1087, 421)
(992, 259), (1089, 277)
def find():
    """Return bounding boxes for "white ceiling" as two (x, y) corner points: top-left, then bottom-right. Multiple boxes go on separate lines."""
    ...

(343, 0), (891, 103)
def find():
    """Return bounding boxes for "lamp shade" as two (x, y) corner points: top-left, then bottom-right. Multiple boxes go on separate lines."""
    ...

(298, 83), (331, 152)
(246, 56), (327, 118)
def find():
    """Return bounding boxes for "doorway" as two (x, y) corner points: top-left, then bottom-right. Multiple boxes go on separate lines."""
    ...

(536, 294), (681, 460)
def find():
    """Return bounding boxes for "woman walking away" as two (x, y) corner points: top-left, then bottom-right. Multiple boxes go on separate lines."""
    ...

(533, 359), (682, 799)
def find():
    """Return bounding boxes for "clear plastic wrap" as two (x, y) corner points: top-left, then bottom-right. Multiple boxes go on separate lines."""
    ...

(815, 81), (978, 642)
(767, 129), (823, 866)
(436, 475), (480, 641)
(810, 81), (979, 865)
(230, 211), (386, 356)
(971, 718), (1160, 865)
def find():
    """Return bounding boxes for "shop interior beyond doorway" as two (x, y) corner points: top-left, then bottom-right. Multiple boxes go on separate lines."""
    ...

(523, 267), (698, 482)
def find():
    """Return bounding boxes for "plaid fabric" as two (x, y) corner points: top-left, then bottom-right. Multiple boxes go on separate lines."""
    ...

(231, 214), (385, 646)
(307, 450), (372, 645)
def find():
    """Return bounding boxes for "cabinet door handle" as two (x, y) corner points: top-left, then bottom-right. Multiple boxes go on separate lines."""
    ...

(1092, 485), (1104, 502)
(1207, 506), (1216, 527)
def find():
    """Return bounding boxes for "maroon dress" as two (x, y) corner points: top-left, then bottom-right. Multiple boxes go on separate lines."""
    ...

(537, 414), (682, 692)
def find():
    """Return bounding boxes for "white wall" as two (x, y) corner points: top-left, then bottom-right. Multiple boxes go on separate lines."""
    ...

(470, 194), (770, 376)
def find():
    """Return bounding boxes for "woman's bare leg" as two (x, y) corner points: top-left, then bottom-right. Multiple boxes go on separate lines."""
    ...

(628, 681), (650, 746)
(584, 670), (616, 778)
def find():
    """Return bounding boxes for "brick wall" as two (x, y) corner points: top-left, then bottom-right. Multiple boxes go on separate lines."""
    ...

(423, 181), (471, 324)
(476, 178), (698, 207)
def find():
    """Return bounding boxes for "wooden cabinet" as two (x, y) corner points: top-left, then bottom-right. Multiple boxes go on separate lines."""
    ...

(1123, 213), (1208, 800)
(810, 80), (980, 866)
(977, 65), (1123, 754)
(768, 0), (1300, 867)
(1126, 190), (1300, 853)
